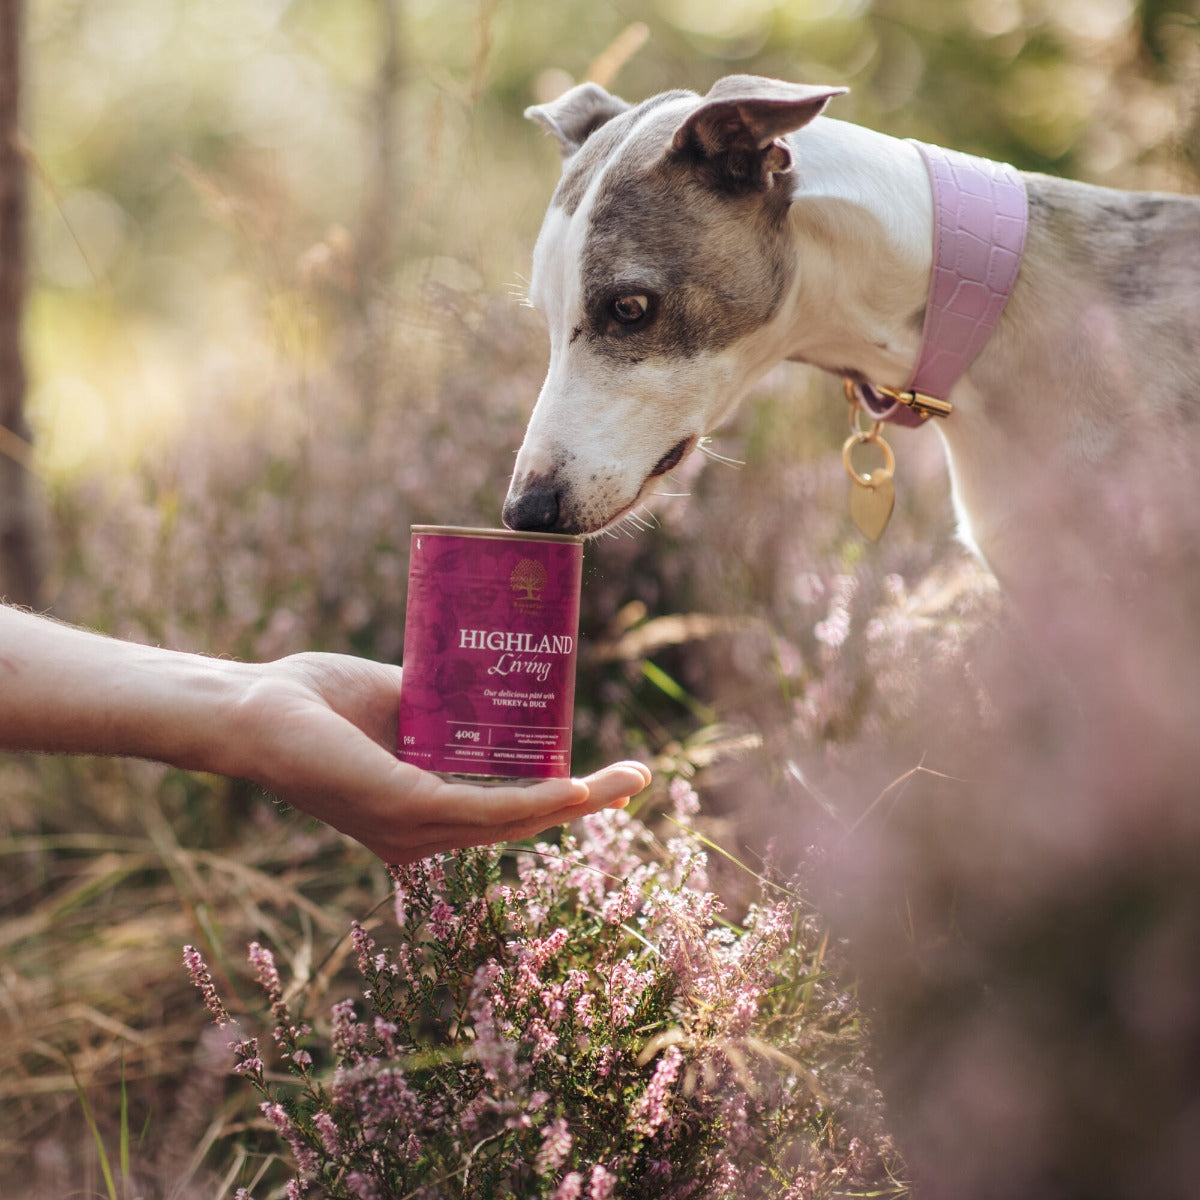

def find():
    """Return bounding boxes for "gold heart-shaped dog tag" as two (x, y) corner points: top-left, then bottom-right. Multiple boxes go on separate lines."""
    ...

(849, 469), (895, 542)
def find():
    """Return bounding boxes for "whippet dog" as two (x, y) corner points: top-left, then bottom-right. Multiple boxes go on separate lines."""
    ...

(503, 75), (1200, 606)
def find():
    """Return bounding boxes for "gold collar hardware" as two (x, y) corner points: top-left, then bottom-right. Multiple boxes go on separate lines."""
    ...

(842, 400), (896, 542)
(839, 378), (951, 541)
(873, 385), (954, 420)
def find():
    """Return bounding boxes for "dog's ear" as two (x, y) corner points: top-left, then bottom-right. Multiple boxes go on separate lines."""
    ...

(525, 82), (632, 158)
(672, 76), (848, 189)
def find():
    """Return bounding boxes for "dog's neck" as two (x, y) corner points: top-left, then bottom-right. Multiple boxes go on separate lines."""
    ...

(775, 118), (935, 386)
(770, 116), (1200, 582)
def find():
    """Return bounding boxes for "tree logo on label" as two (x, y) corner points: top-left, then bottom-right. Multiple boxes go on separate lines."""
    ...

(510, 558), (548, 610)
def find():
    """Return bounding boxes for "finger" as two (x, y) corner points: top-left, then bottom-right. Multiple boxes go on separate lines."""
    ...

(433, 760), (650, 828)
(575, 760), (652, 804)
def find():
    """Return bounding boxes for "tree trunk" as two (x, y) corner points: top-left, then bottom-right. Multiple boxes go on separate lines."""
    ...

(0, 0), (41, 608)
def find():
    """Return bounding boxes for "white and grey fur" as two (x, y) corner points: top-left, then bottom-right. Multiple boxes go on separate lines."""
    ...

(503, 75), (1200, 597)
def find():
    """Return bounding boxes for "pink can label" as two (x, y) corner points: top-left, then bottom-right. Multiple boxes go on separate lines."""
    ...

(396, 526), (583, 780)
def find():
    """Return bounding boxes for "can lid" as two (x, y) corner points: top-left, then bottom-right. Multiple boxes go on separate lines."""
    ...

(411, 525), (584, 545)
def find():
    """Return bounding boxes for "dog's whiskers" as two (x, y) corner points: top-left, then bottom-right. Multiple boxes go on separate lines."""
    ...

(508, 273), (534, 308)
(618, 506), (660, 537)
(698, 437), (744, 469)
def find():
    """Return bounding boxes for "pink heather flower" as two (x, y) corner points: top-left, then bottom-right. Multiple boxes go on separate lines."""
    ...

(346, 1173), (382, 1200)
(574, 991), (596, 1029)
(312, 1110), (342, 1157)
(535, 1117), (573, 1177)
(182, 945), (230, 1025)
(727, 987), (761, 1036)
(248, 942), (282, 1002)
(428, 899), (457, 941)
(358, 1068), (423, 1144)
(261, 1102), (318, 1176)
(526, 1016), (558, 1061)
(665, 839), (709, 891)
(589, 1164), (617, 1200)
(528, 926), (569, 969)
(608, 959), (653, 1026)
(350, 921), (375, 973)
(668, 777), (700, 821)
(551, 1172), (584, 1200)
(465, 994), (520, 1086)
(230, 1035), (264, 1078)
(373, 1016), (399, 1056)
(600, 884), (636, 925)
(331, 998), (369, 1061)
(633, 1045), (683, 1135)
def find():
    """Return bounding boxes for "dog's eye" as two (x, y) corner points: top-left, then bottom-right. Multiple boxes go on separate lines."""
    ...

(609, 294), (650, 326)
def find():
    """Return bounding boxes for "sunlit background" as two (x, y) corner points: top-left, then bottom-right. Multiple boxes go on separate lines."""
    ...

(25, 0), (1196, 478)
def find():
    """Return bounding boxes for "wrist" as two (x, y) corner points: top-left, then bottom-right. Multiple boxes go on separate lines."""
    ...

(121, 649), (261, 778)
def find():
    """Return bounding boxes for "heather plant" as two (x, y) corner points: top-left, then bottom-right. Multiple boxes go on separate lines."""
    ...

(186, 781), (900, 1199)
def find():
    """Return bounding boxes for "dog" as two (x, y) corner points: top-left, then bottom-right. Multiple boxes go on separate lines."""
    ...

(503, 74), (1200, 607)
(502, 74), (1200, 1200)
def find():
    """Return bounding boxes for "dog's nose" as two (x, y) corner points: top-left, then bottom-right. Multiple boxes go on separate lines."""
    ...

(503, 485), (561, 532)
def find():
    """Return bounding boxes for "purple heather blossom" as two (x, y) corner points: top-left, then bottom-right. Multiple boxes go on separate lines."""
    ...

(346, 1172), (384, 1200)
(668, 776), (701, 821)
(230, 1035), (264, 1079)
(589, 1164), (617, 1199)
(312, 1110), (342, 1157)
(373, 1016), (399, 1056)
(261, 1102), (318, 1176)
(534, 1116), (573, 1176)
(182, 945), (230, 1025)
(633, 1045), (683, 1135)
(194, 766), (890, 1198)
(350, 921), (375, 973)
(331, 998), (370, 1063)
(574, 991), (596, 1029)
(428, 899), (457, 940)
(608, 958), (654, 1026)
(357, 1068), (423, 1143)
(525, 1016), (558, 1061)
(247, 941), (282, 1003)
(551, 1172), (584, 1200)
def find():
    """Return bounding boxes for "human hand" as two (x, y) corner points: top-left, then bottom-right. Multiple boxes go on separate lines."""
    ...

(227, 652), (652, 864)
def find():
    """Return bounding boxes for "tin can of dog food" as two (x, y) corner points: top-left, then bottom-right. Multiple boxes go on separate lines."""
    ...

(396, 525), (584, 782)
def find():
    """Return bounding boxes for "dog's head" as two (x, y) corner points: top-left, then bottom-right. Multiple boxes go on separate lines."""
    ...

(503, 75), (846, 535)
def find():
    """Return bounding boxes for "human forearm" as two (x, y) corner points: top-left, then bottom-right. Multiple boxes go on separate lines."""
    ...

(0, 605), (249, 774)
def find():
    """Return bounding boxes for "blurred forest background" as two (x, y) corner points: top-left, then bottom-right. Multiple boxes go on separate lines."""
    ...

(2, 0), (1198, 1195)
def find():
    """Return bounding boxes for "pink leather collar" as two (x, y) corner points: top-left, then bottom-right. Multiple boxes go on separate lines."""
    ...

(852, 141), (1029, 427)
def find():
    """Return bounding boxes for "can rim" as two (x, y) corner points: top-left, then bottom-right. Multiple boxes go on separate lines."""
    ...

(411, 524), (584, 545)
